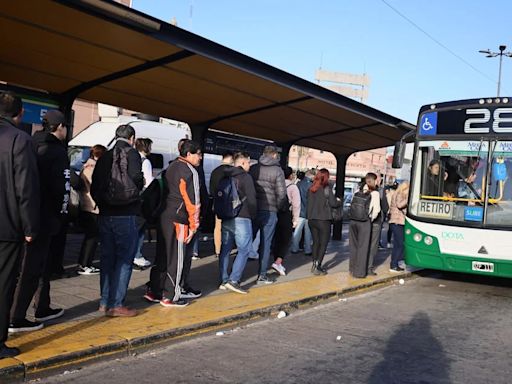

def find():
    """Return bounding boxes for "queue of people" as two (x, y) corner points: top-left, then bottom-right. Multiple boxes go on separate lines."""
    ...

(349, 172), (408, 279)
(0, 90), (408, 359)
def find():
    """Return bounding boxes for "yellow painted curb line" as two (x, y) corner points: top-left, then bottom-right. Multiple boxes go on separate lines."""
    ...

(1, 268), (412, 381)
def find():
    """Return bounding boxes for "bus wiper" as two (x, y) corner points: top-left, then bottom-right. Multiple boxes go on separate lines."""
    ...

(456, 138), (485, 201)
(455, 169), (481, 201)
(487, 140), (498, 203)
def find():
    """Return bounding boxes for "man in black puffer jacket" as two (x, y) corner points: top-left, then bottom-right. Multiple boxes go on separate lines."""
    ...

(249, 145), (286, 284)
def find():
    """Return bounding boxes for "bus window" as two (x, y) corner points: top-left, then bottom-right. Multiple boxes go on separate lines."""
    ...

(411, 141), (487, 224)
(486, 141), (512, 226)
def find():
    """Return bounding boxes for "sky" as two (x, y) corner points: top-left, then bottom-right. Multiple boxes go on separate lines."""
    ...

(132, 0), (512, 125)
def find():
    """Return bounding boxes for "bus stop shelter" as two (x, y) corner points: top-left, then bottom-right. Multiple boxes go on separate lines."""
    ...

(0, 0), (414, 238)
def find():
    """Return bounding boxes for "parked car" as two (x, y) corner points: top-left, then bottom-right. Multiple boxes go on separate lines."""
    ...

(342, 192), (353, 221)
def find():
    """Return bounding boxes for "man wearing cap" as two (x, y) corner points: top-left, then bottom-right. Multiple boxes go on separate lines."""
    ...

(0, 92), (39, 358)
(9, 109), (70, 333)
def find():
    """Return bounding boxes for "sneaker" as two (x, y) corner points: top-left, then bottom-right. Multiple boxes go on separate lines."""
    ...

(191, 254), (200, 261)
(8, 319), (43, 333)
(389, 266), (405, 273)
(106, 306), (137, 317)
(77, 265), (100, 275)
(387, 244), (392, 249)
(312, 267), (327, 276)
(133, 257), (151, 268)
(225, 281), (248, 294)
(34, 308), (64, 322)
(219, 282), (227, 290)
(256, 275), (275, 285)
(160, 298), (189, 307)
(272, 262), (286, 276)
(0, 344), (20, 359)
(180, 287), (202, 299)
(98, 304), (107, 313)
(143, 288), (161, 303)
(398, 260), (406, 269)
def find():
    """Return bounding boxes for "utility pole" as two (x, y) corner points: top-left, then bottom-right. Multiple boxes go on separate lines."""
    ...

(479, 45), (512, 97)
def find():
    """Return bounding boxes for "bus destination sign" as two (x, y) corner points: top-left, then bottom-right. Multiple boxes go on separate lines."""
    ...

(418, 200), (454, 219)
(419, 106), (512, 136)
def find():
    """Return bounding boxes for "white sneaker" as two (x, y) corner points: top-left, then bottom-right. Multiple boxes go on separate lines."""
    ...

(387, 244), (392, 249)
(191, 254), (200, 261)
(133, 257), (151, 268)
(77, 266), (100, 275)
(398, 260), (406, 269)
(272, 262), (286, 276)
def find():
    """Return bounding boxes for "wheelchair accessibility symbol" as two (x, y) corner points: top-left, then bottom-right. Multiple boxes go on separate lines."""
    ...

(420, 112), (437, 135)
(422, 118), (433, 131)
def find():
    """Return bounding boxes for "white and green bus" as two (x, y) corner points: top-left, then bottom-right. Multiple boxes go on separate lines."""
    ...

(393, 97), (512, 278)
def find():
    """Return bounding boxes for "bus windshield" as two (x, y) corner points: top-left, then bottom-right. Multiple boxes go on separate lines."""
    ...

(410, 139), (512, 227)
(410, 140), (487, 225)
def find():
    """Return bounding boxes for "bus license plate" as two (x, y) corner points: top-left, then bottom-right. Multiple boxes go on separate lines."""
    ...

(472, 261), (494, 273)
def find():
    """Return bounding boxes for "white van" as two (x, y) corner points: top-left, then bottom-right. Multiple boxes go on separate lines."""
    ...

(68, 115), (221, 188)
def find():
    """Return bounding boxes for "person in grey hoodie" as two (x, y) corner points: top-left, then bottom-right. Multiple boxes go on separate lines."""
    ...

(249, 146), (287, 284)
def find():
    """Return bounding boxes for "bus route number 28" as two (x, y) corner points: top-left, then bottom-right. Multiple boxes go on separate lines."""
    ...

(464, 108), (512, 134)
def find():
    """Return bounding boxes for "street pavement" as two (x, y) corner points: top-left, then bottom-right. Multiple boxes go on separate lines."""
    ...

(40, 271), (512, 384)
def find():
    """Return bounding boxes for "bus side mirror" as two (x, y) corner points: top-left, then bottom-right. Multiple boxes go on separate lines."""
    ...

(392, 141), (406, 169)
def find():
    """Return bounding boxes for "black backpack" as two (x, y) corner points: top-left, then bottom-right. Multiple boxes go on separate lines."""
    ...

(141, 170), (168, 225)
(104, 146), (140, 205)
(214, 176), (243, 220)
(349, 191), (371, 222)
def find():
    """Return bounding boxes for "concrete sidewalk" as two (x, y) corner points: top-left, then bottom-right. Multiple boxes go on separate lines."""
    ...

(0, 226), (412, 382)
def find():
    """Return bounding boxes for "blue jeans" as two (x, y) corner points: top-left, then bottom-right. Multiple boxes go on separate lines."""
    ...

(219, 218), (253, 283)
(253, 211), (278, 277)
(98, 216), (138, 308)
(135, 228), (145, 259)
(291, 217), (312, 254)
(390, 223), (405, 268)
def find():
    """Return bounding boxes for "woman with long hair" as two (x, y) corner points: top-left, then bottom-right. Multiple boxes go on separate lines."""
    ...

(306, 168), (341, 275)
(388, 181), (410, 272)
(77, 144), (107, 275)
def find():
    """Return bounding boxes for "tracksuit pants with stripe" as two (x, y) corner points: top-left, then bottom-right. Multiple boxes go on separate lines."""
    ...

(159, 216), (188, 302)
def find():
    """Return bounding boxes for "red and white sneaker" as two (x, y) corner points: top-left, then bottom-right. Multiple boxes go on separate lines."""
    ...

(159, 298), (189, 308)
(143, 288), (161, 303)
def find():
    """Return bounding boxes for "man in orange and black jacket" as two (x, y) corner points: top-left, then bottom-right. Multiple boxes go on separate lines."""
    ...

(146, 140), (202, 307)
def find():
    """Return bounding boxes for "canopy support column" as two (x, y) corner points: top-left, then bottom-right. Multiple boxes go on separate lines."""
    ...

(278, 142), (293, 169)
(332, 154), (348, 241)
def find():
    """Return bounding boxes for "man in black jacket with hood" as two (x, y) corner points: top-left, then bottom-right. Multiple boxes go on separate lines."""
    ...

(218, 152), (257, 294)
(9, 109), (70, 334)
(91, 124), (143, 317)
(0, 92), (40, 358)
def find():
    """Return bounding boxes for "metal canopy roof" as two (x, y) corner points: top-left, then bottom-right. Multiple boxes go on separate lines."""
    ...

(0, 0), (414, 156)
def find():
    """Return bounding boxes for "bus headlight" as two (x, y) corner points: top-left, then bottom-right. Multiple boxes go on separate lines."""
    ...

(424, 236), (433, 245)
(413, 233), (422, 242)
